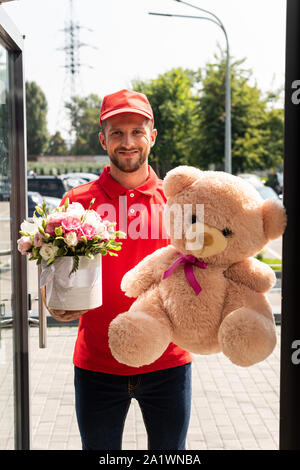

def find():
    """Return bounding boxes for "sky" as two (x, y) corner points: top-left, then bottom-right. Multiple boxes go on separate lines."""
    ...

(2, 0), (287, 137)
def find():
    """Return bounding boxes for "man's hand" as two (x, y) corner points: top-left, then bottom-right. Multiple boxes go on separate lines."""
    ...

(41, 287), (88, 322)
(47, 308), (89, 322)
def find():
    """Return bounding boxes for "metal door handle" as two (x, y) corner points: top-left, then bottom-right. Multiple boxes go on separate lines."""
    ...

(37, 265), (47, 348)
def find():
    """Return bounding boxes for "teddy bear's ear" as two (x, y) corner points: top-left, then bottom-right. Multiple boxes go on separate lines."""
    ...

(163, 165), (202, 198)
(262, 199), (287, 240)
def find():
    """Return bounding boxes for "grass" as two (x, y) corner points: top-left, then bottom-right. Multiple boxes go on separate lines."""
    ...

(257, 256), (282, 271)
(27, 161), (106, 175)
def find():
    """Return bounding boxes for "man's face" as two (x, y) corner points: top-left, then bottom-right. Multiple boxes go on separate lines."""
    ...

(99, 113), (157, 173)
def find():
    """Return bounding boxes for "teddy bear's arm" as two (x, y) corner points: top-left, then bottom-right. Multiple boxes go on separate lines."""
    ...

(224, 257), (276, 293)
(121, 244), (179, 298)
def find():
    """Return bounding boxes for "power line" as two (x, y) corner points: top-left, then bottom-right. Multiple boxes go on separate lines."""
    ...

(55, 0), (97, 145)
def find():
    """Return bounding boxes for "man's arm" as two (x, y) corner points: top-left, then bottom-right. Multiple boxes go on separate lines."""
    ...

(43, 188), (87, 322)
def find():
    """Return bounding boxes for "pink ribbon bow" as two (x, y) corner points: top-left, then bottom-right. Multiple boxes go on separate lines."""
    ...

(162, 253), (207, 295)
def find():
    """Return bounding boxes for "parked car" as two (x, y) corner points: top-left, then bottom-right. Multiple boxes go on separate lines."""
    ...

(28, 175), (68, 199)
(60, 172), (99, 183)
(61, 176), (87, 190)
(27, 191), (60, 218)
(254, 185), (283, 203)
(265, 172), (283, 195)
(237, 173), (264, 187)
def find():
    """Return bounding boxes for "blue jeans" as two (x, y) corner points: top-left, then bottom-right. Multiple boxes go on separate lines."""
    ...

(74, 363), (192, 450)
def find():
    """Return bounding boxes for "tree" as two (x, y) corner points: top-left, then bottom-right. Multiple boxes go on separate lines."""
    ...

(132, 68), (198, 177)
(65, 94), (106, 155)
(45, 131), (69, 155)
(26, 81), (49, 155)
(192, 48), (284, 173)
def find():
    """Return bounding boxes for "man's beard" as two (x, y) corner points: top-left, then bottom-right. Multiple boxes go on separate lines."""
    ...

(109, 147), (148, 173)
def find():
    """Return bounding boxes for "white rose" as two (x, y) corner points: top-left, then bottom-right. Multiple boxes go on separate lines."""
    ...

(39, 243), (59, 261)
(84, 211), (103, 232)
(21, 218), (42, 234)
(67, 202), (86, 220)
(65, 231), (78, 247)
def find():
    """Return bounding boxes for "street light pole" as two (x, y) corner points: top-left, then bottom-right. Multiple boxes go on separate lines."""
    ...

(174, 1), (231, 173)
(149, 1), (232, 173)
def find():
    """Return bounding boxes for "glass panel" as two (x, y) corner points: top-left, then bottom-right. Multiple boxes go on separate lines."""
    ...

(0, 43), (14, 449)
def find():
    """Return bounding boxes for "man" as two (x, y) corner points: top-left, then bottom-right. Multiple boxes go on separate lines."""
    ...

(51, 89), (193, 450)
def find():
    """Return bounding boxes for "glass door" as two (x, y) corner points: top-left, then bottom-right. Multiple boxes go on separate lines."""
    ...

(0, 6), (30, 450)
(0, 42), (14, 450)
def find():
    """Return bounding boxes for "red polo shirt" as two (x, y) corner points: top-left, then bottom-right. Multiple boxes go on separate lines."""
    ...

(60, 165), (192, 375)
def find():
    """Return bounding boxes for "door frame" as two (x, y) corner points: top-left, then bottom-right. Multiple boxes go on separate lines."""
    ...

(0, 6), (30, 450)
(280, 0), (300, 450)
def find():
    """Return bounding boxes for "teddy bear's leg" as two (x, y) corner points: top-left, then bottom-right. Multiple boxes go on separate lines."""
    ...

(108, 287), (173, 368)
(218, 281), (277, 367)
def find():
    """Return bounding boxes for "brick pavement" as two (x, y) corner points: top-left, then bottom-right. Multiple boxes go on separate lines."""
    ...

(29, 325), (281, 451)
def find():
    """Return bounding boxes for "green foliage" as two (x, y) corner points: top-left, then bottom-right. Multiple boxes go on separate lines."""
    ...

(25, 51), (283, 174)
(65, 94), (106, 155)
(133, 49), (284, 175)
(27, 160), (106, 175)
(45, 131), (69, 156)
(191, 49), (284, 172)
(26, 81), (49, 155)
(70, 255), (80, 276)
(132, 68), (197, 177)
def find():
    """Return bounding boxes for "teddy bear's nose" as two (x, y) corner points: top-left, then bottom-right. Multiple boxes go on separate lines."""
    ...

(204, 232), (214, 246)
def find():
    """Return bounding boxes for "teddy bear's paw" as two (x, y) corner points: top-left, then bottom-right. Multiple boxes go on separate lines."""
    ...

(218, 307), (277, 367)
(121, 272), (146, 298)
(108, 311), (172, 368)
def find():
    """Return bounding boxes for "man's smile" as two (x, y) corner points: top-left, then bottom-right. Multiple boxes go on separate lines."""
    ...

(118, 150), (139, 157)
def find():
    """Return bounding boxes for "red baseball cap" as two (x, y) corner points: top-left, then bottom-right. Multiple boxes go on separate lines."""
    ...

(100, 89), (154, 124)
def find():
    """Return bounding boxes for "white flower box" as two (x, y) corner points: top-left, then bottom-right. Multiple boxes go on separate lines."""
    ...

(40, 254), (102, 311)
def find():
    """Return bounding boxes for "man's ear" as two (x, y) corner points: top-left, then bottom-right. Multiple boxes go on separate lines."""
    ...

(99, 132), (107, 150)
(150, 128), (157, 148)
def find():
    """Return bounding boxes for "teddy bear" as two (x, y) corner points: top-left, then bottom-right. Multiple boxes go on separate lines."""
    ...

(108, 166), (287, 368)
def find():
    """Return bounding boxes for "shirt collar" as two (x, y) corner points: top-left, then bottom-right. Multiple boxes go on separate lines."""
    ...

(98, 165), (159, 199)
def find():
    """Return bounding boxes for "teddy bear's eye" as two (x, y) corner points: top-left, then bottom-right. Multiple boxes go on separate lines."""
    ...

(222, 228), (232, 237)
(191, 214), (197, 224)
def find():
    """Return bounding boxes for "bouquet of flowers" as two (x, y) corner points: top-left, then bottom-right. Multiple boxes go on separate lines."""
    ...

(17, 198), (126, 311)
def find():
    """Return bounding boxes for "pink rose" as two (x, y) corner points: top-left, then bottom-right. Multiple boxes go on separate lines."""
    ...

(67, 202), (85, 219)
(34, 232), (44, 247)
(45, 212), (66, 237)
(45, 223), (58, 237)
(77, 223), (97, 241)
(17, 236), (32, 255)
(61, 216), (82, 233)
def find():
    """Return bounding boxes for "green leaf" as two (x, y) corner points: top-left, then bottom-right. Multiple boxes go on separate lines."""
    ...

(69, 255), (80, 276)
